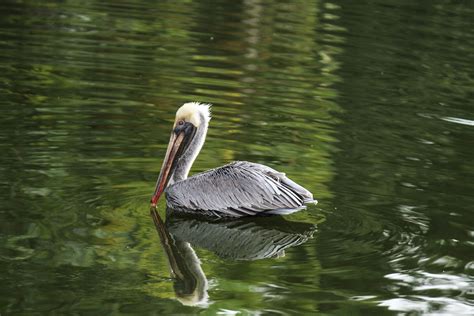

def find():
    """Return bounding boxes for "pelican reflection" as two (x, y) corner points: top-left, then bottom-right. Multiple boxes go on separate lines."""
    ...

(151, 208), (317, 306)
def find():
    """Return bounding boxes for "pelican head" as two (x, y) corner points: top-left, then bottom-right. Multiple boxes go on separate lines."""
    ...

(151, 102), (211, 207)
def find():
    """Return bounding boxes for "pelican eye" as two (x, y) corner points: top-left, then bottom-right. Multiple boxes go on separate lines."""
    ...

(178, 120), (185, 126)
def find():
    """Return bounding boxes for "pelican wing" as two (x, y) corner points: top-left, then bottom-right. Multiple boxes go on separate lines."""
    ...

(165, 161), (315, 217)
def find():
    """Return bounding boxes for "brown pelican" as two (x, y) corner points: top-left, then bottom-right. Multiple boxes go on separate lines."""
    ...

(151, 102), (316, 217)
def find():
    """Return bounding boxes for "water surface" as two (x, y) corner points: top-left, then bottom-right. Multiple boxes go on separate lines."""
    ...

(1, 0), (473, 314)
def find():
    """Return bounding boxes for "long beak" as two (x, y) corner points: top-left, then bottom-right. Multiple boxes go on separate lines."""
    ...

(151, 132), (185, 207)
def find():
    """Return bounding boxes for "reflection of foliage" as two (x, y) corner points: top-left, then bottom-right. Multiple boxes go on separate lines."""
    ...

(317, 1), (474, 313)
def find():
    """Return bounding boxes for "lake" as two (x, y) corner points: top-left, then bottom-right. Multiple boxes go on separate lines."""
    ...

(1, 0), (473, 314)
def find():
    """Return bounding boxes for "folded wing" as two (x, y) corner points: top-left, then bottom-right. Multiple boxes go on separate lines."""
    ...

(165, 161), (315, 217)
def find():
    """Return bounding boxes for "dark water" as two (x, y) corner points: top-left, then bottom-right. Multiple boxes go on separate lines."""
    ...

(1, 0), (473, 314)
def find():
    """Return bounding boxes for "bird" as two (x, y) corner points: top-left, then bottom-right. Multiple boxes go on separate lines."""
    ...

(151, 102), (317, 217)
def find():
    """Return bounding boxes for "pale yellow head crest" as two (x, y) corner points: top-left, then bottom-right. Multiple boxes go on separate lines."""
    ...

(175, 102), (212, 127)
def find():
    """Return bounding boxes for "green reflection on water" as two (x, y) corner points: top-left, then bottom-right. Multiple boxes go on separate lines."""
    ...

(1, 0), (473, 314)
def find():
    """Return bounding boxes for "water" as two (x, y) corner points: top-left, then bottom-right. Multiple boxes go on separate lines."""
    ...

(1, 0), (473, 314)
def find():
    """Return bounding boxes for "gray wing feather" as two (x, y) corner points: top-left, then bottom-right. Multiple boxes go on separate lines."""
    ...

(165, 161), (315, 217)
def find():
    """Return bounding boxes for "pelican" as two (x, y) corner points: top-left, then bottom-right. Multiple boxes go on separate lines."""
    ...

(151, 102), (316, 217)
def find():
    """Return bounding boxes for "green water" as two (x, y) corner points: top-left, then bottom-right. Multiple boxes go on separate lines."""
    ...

(1, 0), (473, 314)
